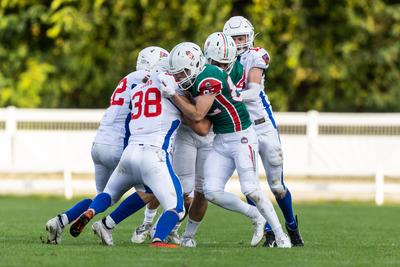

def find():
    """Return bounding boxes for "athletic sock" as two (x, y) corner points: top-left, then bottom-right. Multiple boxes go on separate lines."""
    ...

(153, 210), (179, 241)
(276, 189), (297, 229)
(89, 192), (111, 215)
(144, 206), (158, 224)
(171, 221), (181, 233)
(246, 196), (256, 206)
(63, 198), (92, 224)
(103, 216), (116, 229)
(264, 222), (273, 232)
(183, 218), (201, 238)
(109, 192), (146, 224)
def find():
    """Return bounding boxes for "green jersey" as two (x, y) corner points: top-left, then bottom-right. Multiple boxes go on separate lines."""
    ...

(229, 60), (246, 89)
(189, 64), (251, 134)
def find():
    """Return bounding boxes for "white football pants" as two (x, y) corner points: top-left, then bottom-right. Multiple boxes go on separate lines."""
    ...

(91, 143), (123, 194)
(254, 117), (286, 198)
(203, 126), (283, 231)
(103, 144), (184, 215)
(172, 124), (214, 195)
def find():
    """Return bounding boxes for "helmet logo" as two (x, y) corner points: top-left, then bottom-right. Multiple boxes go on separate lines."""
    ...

(186, 51), (194, 59)
(160, 51), (168, 58)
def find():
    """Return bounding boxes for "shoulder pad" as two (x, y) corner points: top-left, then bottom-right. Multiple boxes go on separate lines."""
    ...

(249, 47), (270, 65)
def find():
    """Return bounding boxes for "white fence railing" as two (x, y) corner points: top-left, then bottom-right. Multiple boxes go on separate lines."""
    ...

(1, 107), (400, 204)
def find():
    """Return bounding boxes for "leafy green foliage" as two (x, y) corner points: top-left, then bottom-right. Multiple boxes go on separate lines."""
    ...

(0, 0), (399, 111)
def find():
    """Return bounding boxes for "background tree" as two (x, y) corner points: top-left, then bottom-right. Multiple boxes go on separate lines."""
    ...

(0, 0), (399, 111)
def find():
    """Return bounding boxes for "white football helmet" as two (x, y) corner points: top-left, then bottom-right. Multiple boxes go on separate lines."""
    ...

(204, 32), (237, 72)
(168, 42), (205, 90)
(136, 46), (169, 71)
(223, 16), (254, 55)
(149, 56), (170, 76)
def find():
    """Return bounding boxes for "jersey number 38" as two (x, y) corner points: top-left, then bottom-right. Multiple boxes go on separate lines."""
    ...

(131, 87), (162, 119)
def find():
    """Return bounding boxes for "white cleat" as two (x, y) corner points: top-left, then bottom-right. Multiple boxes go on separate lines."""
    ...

(92, 220), (114, 246)
(131, 222), (152, 244)
(45, 216), (64, 244)
(275, 233), (292, 248)
(166, 230), (181, 245)
(251, 215), (266, 247)
(181, 236), (197, 248)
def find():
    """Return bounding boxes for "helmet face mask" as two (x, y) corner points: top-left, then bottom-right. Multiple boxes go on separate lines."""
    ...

(136, 46), (169, 71)
(204, 32), (237, 72)
(168, 42), (205, 90)
(223, 16), (254, 55)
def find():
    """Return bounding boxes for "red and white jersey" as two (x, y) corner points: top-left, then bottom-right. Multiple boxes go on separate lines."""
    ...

(239, 47), (275, 132)
(128, 73), (181, 153)
(94, 70), (148, 146)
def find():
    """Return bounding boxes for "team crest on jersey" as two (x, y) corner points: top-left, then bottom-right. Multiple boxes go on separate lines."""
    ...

(198, 78), (222, 96)
(186, 51), (194, 59)
(262, 53), (270, 64)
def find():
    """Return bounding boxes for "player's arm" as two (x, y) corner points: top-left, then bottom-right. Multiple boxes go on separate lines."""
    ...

(184, 116), (212, 136)
(241, 49), (270, 101)
(240, 67), (263, 101)
(170, 93), (215, 122)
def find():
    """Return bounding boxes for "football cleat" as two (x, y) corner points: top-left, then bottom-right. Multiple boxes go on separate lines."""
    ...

(250, 215), (266, 246)
(275, 232), (292, 248)
(180, 236), (197, 248)
(286, 215), (304, 247)
(131, 222), (152, 244)
(45, 215), (64, 244)
(262, 230), (277, 248)
(92, 220), (113, 246)
(70, 210), (94, 237)
(150, 240), (179, 248)
(166, 230), (180, 245)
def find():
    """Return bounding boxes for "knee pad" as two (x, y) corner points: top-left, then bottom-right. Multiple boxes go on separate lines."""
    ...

(204, 190), (222, 203)
(246, 189), (264, 204)
(268, 145), (283, 166)
(271, 186), (287, 199)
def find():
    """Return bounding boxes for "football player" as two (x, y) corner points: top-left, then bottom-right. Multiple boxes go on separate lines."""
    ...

(223, 16), (304, 247)
(177, 32), (245, 247)
(161, 42), (291, 248)
(44, 46), (168, 244)
(68, 57), (187, 248)
(132, 115), (214, 246)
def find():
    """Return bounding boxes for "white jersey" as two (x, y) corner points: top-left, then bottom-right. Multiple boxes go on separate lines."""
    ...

(239, 47), (277, 132)
(94, 70), (148, 147)
(128, 73), (181, 153)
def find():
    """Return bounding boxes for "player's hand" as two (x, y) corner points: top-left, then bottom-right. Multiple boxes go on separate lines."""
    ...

(159, 72), (178, 98)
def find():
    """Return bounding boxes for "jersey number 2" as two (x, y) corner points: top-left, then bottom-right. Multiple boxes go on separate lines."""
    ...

(110, 78), (127, 106)
(131, 88), (162, 119)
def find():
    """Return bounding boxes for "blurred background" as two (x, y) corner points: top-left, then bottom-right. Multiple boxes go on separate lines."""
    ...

(1, 0), (400, 204)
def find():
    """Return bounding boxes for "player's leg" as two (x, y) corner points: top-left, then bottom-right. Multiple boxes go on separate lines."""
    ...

(70, 146), (137, 237)
(203, 146), (264, 246)
(168, 130), (197, 243)
(93, 188), (154, 245)
(142, 148), (184, 248)
(234, 128), (290, 248)
(181, 144), (211, 247)
(45, 143), (119, 244)
(259, 127), (304, 246)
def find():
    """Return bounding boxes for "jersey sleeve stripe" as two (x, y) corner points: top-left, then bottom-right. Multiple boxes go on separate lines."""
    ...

(215, 94), (242, 132)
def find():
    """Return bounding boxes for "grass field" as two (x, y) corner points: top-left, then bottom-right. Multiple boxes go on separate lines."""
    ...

(0, 196), (399, 267)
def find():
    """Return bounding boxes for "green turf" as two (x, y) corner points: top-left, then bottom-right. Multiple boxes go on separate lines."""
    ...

(0, 196), (399, 267)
